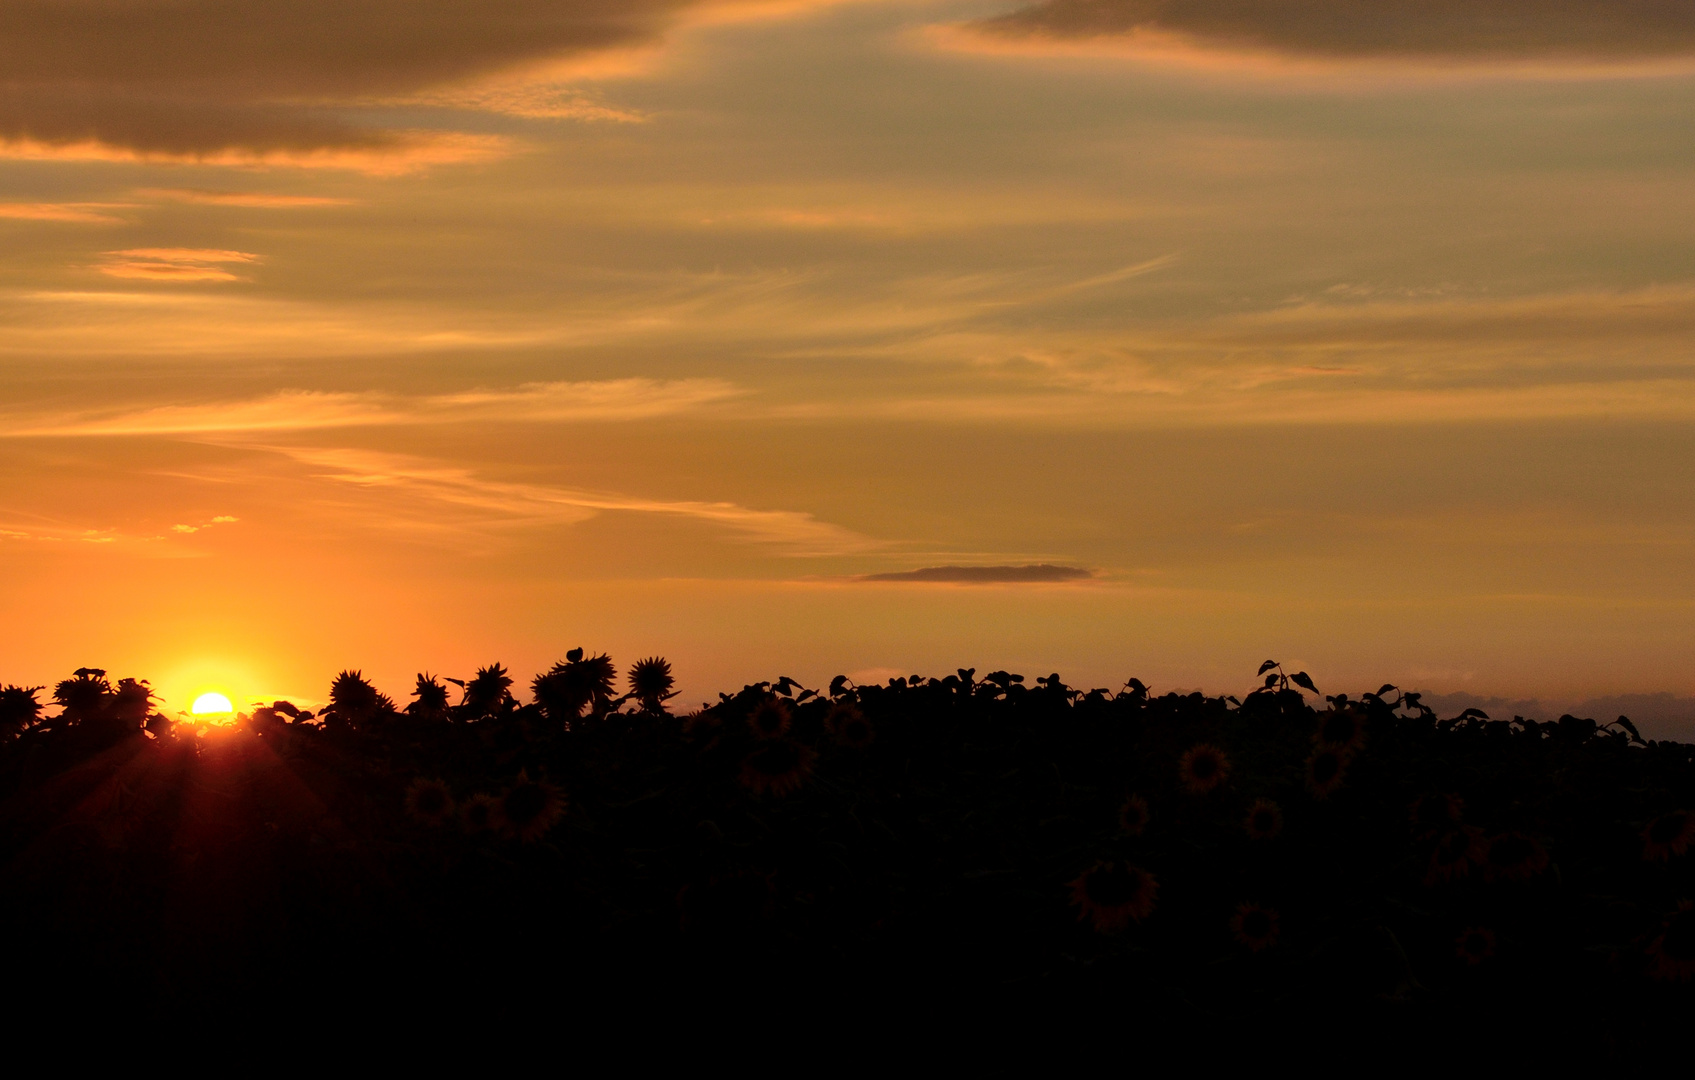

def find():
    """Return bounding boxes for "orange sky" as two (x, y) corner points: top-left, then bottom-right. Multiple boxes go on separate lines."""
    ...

(6, 0), (1695, 719)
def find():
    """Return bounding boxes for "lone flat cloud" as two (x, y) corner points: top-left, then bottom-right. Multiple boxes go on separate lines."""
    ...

(861, 564), (1092, 583)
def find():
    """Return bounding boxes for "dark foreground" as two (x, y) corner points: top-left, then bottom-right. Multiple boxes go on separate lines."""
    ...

(2, 660), (1693, 1047)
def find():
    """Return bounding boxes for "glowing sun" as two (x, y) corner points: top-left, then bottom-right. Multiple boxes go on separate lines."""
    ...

(191, 692), (234, 716)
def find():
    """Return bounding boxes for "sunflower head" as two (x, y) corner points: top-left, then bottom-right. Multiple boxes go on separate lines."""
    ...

(825, 703), (874, 748)
(1315, 708), (1367, 752)
(1410, 792), (1464, 835)
(746, 698), (792, 740)
(1068, 861), (1158, 933)
(463, 663), (514, 718)
(460, 792), (501, 834)
(1483, 831), (1549, 883)
(1118, 793), (1151, 836)
(0, 684), (44, 736)
(1243, 798), (1284, 840)
(1455, 927), (1496, 966)
(1177, 744), (1230, 795)
(1229, 902), (1280, 952)
(326, 669), (395, 725)
(499, 771), (567, 842)
(628, 656), (676, 712)
(1649, 901), (1695, 983)
(1642, 810), (1695, 862)
(739, 739), (816, 797)
(404, 778), (455, 826)
(1305, 746), (1350, 799)
(1426, 826), (1486, 887)
(409, 673), (451, 716)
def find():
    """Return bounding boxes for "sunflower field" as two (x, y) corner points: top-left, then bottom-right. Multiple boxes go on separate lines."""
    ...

(2, 657), (1693, 1047)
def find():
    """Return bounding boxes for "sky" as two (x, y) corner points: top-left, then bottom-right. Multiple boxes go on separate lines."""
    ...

(5, 0), (1695, 724)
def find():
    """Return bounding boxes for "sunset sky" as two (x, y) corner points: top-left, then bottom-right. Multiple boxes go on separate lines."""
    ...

(6, 0), (1695, 718)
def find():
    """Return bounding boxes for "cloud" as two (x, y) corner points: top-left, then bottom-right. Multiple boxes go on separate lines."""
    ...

(0, 202), (129, 223)
(2, 378), (742, 436)
(0, 0), (814, 165)
(962, 0), (1695, 70)
(0, 130), (510, 175)
(168, 515), (239, 535)
(847, 284), (1695, 426)
(111, 249), (261, 264)
(95, 247), (261, 283)
(137, 189), (353, 209)
(96, 263), (243, 282)
(860, 564), (1093, 583)
(401, 83), (650, 122)
(273, 445), (873, 555)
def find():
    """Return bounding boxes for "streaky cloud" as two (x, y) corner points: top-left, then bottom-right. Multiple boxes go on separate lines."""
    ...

(108, 248), (261, 263)
(269, 445), (875, 556)
(965, 0), (1695, 69)
(137, 189), (354, 209)
(0, 201), (129, 223)
(1, 379), (743, 437)
(861, 564), (1093, 583)
(0, 131), (508, 175)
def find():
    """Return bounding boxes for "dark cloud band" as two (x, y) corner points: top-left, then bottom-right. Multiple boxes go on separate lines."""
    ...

(0, 0), (690, 157)
(972, 0), (1695, 60)
(860, 564), (1093, 583)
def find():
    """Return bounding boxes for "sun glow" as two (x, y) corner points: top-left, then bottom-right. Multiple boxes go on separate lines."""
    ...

(190, 691), (235, 718)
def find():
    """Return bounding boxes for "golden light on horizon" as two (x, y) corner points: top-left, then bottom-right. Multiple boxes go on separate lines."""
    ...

(8, 0), (1695, 730)
(190, 692), (235, 718)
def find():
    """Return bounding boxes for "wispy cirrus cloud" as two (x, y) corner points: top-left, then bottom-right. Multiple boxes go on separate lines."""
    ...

(273, 445), (873, 556)
(95, 247), (262, 283)
(0, 201), (130, 223)
(2, 378), (743, 437)
(137, 189), (354, 209)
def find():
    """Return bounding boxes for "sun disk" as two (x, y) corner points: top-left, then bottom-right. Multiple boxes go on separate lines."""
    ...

(191, 692), (234, 716)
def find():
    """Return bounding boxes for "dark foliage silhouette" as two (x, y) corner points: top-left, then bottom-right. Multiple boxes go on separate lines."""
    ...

(2, 651), (1694, 1048)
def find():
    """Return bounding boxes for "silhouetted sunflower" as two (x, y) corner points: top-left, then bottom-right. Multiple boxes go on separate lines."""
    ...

(1642, 810), (1695, 862)
(1314, 708), (1367, 753)
(1648, 901), (1695, 983)
(747, 698), (792, 740)
(1306, 746), (1350, 799)
(500, 771), (567, 842)
(1178, 744), (1230, 795)
(1410, 792), (1464, 835)
(739, 739), (816, 796)
(1426, 826), (1487, 887)
(405, 778), (455, 826)
(1483, 831), (1548, 883)
(1119, 793), (1151, 836)
(1243, 798), (1283, 840)
(1068, 861), (1158, 932)
(825, 703), (875, 748)
(0, 683), (43, 736)
(1455, 927), (1496, 966)
(327, 669), (395, 725)
(407, 673), (452, 719)
(628, 656), (676, 713)
(1229, 902), (1280, 952)
(460, 793), (501, 834)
